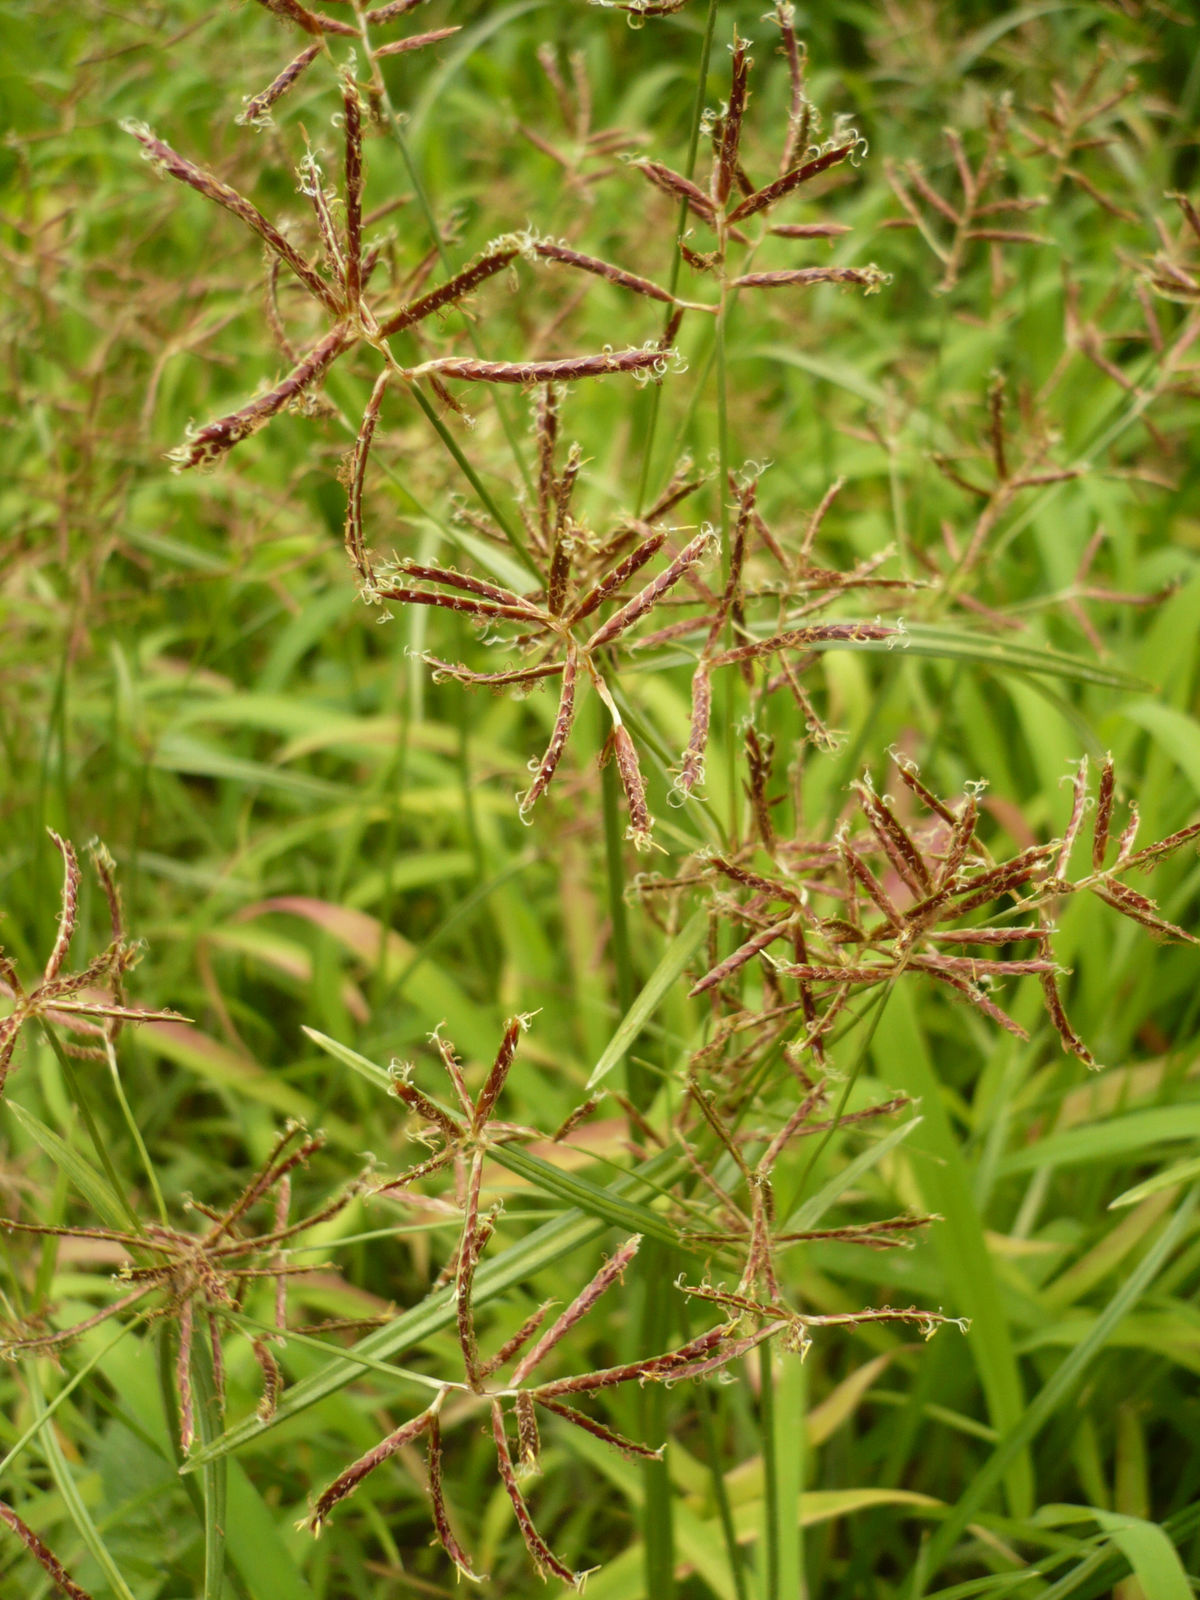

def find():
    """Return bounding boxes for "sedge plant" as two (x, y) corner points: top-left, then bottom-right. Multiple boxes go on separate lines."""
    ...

(2, 2), (1200, 1597)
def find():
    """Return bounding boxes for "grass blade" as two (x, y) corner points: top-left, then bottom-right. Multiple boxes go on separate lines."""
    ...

(587, 911), (707, 1090)
(911, 1185), (1199, 1591)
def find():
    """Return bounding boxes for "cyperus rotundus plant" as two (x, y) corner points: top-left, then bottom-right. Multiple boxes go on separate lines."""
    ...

(2, 1), (1199, 1596)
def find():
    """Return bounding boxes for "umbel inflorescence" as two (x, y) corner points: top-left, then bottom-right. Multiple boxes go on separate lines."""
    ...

(121, 1), (895, 849)
(2, 2), (1198, 1596)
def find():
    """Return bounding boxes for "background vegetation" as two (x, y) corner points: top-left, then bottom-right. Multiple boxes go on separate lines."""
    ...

(2, 1), (1199, 1597)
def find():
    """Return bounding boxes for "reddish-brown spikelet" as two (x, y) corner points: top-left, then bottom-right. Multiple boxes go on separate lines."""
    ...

(664, 1321), (787, 1378)
(855, 778), (931, 895)
(778, 1216), (931, 1248)
(631, 159), (716, 221)
(926, 925), (1040, 945)
(913, 954), (1056, 978)
(547, 498), (575, 615)
(770, 221), (852, 239)
(677, 663), (712, 796)
(533, 1323), (733, 1401)
(966, 227), (1049, 245)
(388, 1072), (461, 1142)
(772, 658), (836, 749)
(744, 725), (777, 849)
(774, 2), (809, 173)
(308, 1410), (433, 1530)
(798, 477), (844, 567)
(207, 1309), (228, 1419)
(371, 585), (541, 623)
(427, 1413), (482, 1579)
(1094, 881), (1198, 943)
(1123, 819), (1200, 871)
(710, 618), (895, 669)
(341, 74), (365, 305)
(475, 1016), (524, 1125)
(1092, 755), (1116, 868)
(379, 247), (519, 336)
(519, 646), (579, 820)
(587, 526), (717, 649)
(169, 323), (352, 471)
(705, 854), (805, 901)
(176, 1298), (196, 1452)
(568, 529), (668, 627)
(375, 27), (462, 58)
(782, 961), (897, 985)
(554, 443), (581, 538)
(688, 917), (795, 998)
(345, 370), (389, 584)
(951, 843), (1058, 914)
(511, 1236), (642, 1385)
(423, 655), (564, 690)
(0, 1502), (94, 1600)
(534, 240), (678, 303)
(392, 562), (537, 610)
(217, 1124), (322, 1234)
(533, 1395), (662, 1460)
(936, 791), (979, 890)
(455, 1163), (485, 1387)
(645, 463), (708, 525)
(480, 1300), (556, 1380)
(253, 1338), (282, 1421)
(612, 724), (653, 849)
(412, 1034), (463, 1124)
(729, 141), (858, 222)
(840, 836), (904, 926)
(893, 755), (959, 825)
(254, 0), (357, 36)
(715, 35), (751, 207)
(300, 147), (345, 282)
(490, 1402), (578, 1585)
(412, 347), (670, 386)
(45, 831), (81, 984)
(731, 265), (887, 291)
(515, 1389), (541, 1473)
(365, 0), (430, 24)
(1054, 758), (1090, 882)
(535, 383), (560, 553)
(124, 124), (342, 313)
(238, 43), (322, 126)
(1115, 800), (1141, 864)
(1039, 960), (1097, 1067)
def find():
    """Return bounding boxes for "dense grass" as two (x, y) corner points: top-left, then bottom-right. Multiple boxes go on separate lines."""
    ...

(2, 2), (1200, 1598)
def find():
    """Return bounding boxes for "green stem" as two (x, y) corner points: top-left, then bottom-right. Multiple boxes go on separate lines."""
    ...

(406, 381), (540, 579)
(192, 1330), (228, 1600)
(44, 1025), (143, 1236)
(759, 1341), (779, 1600)
(23, 1364), (139, 1600)
(684, 1299), (750, 1600)
(787, 983), (894, 1215)
(106, 1040), (167, 1226)
(369, 627), (412, 1009)
(640, 1240), (676, 1600)
(599, 698), (640, 1098)
(775, 1345), (807, 1599)
(635, 0), (720, 512)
